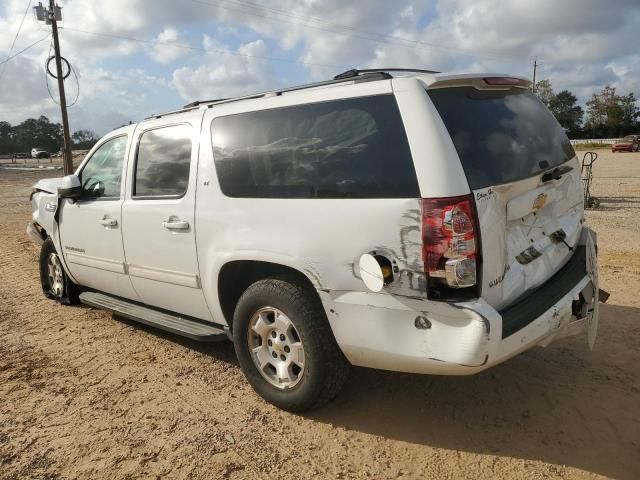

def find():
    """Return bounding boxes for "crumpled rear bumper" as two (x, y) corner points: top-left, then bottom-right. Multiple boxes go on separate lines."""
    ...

(321, 229), (598, 375)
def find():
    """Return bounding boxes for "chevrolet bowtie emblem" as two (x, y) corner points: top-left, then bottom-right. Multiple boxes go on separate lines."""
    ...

(533, 193), (548, 210)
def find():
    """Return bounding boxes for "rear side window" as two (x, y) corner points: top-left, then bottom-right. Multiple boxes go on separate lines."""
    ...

(134, 124), (192, 198)
(211, 95), (419, 198)
(428, 87), (575, 190)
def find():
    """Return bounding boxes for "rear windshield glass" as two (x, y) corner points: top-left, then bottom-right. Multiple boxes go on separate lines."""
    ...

(211, 95), (419, 198)
(428, 87), (575, 190)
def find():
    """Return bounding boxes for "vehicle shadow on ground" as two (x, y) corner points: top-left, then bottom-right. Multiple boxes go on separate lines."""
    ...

(308, 303), (640, 480)
(107, 312), (239, 366)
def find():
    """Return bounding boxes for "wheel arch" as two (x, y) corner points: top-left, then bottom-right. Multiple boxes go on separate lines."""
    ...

(217, 260), (323, 331)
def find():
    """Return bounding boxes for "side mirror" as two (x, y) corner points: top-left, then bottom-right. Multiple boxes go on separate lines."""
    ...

(58, 174), (82, 199)
(88, 180), (105, 198)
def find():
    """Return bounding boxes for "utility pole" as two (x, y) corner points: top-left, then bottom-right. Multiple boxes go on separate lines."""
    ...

(532, 57), (538, 94)
(47, 0), (73, 175)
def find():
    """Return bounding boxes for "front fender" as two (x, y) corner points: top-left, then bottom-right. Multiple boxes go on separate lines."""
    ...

(31, 190), (59, 236)
(29, 191), (79, 285)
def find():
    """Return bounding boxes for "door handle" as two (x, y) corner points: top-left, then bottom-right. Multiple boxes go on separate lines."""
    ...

(98, 217), (118, 227)
(162, 218), (190, 231)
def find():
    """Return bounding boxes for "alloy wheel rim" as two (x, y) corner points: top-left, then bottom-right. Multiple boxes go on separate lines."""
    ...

(247, 307), (305, 389)
(47, 253), (64, 298)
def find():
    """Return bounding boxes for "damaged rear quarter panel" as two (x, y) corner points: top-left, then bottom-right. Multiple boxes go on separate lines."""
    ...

(319, 289), (493, 373)
(196, 196), (429, 314)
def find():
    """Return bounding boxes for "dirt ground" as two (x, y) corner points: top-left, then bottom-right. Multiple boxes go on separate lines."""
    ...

(0, 150), (639, 480)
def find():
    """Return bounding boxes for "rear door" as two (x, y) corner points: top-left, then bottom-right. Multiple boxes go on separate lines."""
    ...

(427, 85), (583, 310)
(121, 117), (213, 321)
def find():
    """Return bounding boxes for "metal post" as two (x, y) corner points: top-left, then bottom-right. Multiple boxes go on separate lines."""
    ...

(48, 0), (73, 175)
(532, 57), (537, 93)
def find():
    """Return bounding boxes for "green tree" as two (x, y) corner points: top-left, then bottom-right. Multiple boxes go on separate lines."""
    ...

(0, 121), (13, 155)
(12, 116), (63, 153)
(72, 129), (98, 149)
(619, 92), (639, 132)
(548, 90), (583, 137)
(534, 79), (554, 106)
(584, 85), (636, 138)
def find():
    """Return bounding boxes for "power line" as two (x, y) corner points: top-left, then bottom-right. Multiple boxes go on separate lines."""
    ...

(187, 0), (531, 62)
(62, 27), (350, 70)
(0, 0), (33, 81)
(0, 34), (51, 67)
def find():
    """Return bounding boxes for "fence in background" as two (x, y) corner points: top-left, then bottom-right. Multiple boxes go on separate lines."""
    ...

(570, 139), (618, 146)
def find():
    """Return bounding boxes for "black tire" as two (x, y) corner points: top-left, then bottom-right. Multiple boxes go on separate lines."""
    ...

(233, 277), (350, 412)
(39, 237), (80, 305)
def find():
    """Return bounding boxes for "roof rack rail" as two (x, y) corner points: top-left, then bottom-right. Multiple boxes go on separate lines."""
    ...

(149, 69), (408, 120)
(183, 99), (227, 108)
(178, 71), (391, 110)
(334, 68), (440, 80)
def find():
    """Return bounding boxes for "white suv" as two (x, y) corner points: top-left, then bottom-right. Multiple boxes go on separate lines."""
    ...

(28, 69), (604, 411)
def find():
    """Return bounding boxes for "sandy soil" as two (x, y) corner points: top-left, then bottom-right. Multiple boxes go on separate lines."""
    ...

(0, 151), (639, 480)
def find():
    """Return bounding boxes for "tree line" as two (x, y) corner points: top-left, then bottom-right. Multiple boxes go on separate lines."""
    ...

(0, 116), (98, 155)
(535, 80), (639, 139)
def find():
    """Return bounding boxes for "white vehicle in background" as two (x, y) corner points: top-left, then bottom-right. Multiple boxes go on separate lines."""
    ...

(27, 68), (606, 412)
(31, 147), (51, 159)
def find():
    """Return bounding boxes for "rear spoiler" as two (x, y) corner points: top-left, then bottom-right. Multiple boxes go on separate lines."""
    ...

(424, 74), (532, 91)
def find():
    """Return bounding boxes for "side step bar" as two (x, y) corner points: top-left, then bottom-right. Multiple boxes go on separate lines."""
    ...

(79, 291), (228, 342)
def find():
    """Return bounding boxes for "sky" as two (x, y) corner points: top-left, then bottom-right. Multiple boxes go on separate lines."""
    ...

(0, 0), (639, 136)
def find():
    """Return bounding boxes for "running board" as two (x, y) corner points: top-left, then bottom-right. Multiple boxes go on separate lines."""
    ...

(79, 291), (228, 342)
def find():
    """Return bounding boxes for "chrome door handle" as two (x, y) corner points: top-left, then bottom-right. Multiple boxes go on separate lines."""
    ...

(162, 219), (190, 231)
(98, 217), (118, 227)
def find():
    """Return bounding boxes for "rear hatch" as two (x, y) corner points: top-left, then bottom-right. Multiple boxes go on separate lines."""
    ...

(427, 83), (584, 310)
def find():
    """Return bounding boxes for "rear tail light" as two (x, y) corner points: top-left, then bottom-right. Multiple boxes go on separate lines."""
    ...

(422, 195), (481, 300)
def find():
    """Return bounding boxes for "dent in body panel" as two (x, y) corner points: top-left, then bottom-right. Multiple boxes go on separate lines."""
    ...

(347, 203), (426, 298)
(32, 190), (58, 236)
(321, 289), (491, 370)
(474, 159), (584, 311)
(302, 264), (324, 290)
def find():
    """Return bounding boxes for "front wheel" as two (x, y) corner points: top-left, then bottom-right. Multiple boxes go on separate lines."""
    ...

(233, 277), (350, 412)
(39, 237), (80, 305)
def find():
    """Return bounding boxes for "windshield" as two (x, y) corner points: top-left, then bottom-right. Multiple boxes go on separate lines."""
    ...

(428, 87), (575, 190)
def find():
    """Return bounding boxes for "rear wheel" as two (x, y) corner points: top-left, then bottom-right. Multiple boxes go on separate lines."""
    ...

(39, 237), (80, 305)
(233, 277), (350, 412)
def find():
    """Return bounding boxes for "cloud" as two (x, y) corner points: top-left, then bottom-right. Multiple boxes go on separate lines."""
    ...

(0, 55), (58, 122)
(171, 37), (272, 102)
(148, 27), (188, 64)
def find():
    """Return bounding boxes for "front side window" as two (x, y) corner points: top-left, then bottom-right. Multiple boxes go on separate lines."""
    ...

(80, 135), (128, 199)
(134, 124), (192, 198)
(211, 95), (419, 198)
